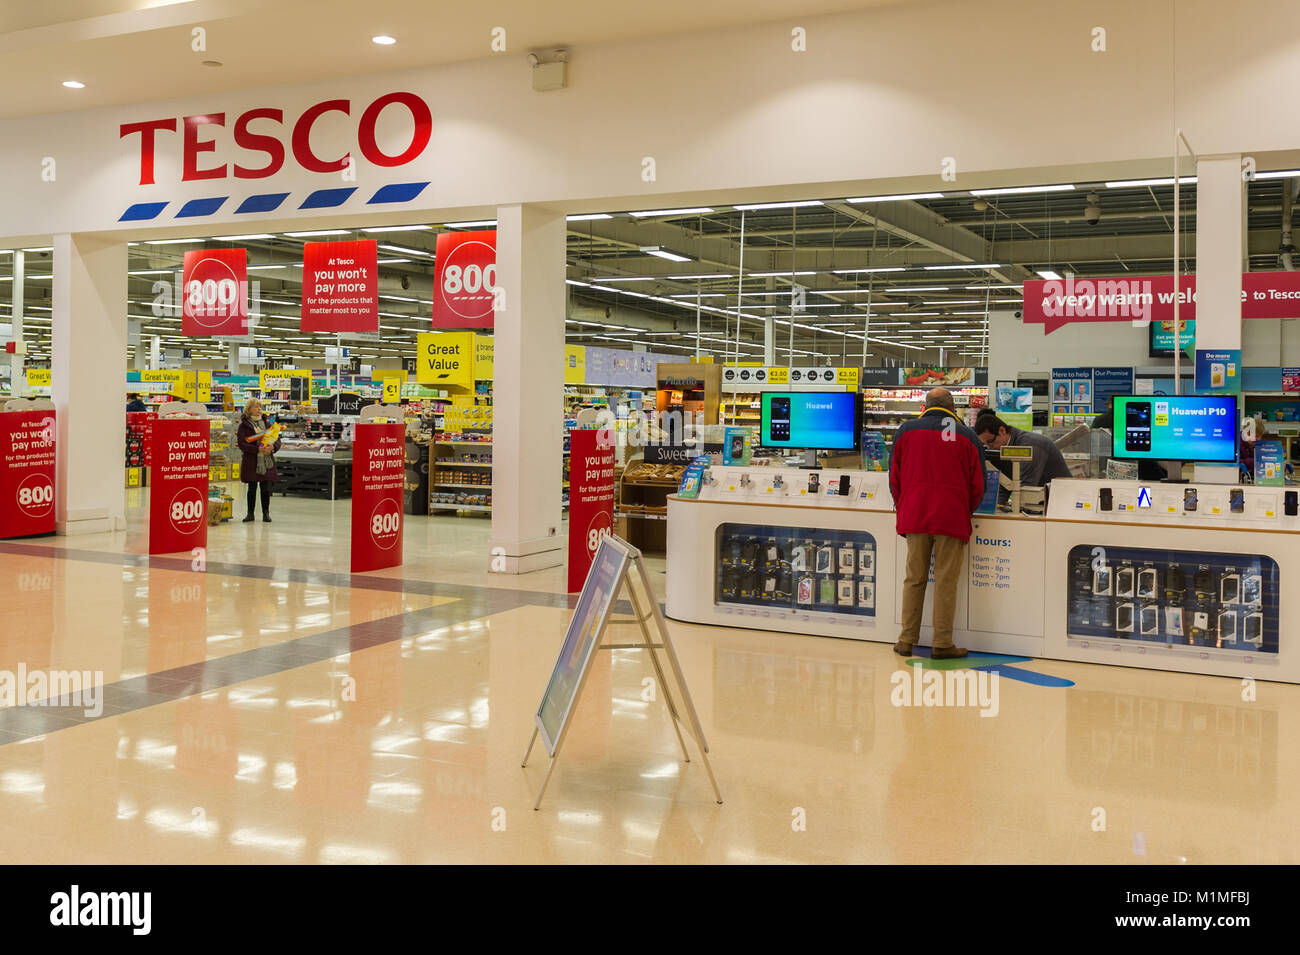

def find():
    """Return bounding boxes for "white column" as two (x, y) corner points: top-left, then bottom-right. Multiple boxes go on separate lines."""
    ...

(228, 341), (242, 375)
(764, 314), (775, 365)
(1195, 155), (1244, 351)
(490, 204), (565, 573)
(52, 234), (127, 534)
(9, 250), (24, 396)
(1194, 154), (1245, 484)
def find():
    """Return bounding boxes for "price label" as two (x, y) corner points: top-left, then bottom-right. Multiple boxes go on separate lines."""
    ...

(767, 367), (789, 385)
(382, 378), (401, 404)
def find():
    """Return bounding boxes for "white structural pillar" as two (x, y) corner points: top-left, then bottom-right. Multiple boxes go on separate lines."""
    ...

(52, 234), (128, 534)
(228, 341), (242, 375)
(9, 250), (24, 396)
(1193, 154), (1245, 484)
(490, 204), (565, 573)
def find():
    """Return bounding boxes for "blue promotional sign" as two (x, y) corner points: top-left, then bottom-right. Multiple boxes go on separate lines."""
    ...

(1255, 440), (1285, 486)
(1091, 367), (1135, 415)
(1195, 349), (1242, 394)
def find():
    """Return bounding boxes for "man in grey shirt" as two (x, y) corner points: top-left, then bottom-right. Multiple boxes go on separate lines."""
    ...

(974, 413), (1074, 489)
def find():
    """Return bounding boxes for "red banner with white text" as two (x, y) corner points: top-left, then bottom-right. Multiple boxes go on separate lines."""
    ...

(301, 239), (379, 333)
(351, 422), (405, 573)
(432, 230), (497, 329)
(1022, 270), (1300, 333)
(0, 410), (57, 538)
(567, 428), (616, 592)
(182, 248), (250, 337)
(149, 417), (210, 554)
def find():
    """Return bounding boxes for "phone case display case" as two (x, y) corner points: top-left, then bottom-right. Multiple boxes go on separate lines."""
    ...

(716, 523), (877, 618)
(1066, 544), (1278, 655)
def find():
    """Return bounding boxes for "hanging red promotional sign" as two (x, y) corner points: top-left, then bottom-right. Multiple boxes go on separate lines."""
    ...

(566, 428), (617, 592)
(0, 410), (57, 538)
(351, 422), (405, 572)
(181, 248), (249, 336)
(1022, 270), (1300, 333)
(301, 239), (379, 333)
(149, 417), (210, 554)
(432, 230), (497, 329)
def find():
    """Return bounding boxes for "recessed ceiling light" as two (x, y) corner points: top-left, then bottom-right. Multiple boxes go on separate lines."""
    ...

(201, 60), (223, 68)
(62, 80), (85, 89)
(1036, 270), (1063, 280)
(372, 35), (397, 45)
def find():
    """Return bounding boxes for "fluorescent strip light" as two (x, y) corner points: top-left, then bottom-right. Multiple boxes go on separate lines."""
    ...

(965, 284), (1023, 290)
(565, 279), (590, 287)
(627, 207), (714, 218)
(442, 220), (497, 228)
(566, 213), (613, 221)
(592, 276), (653, 283)
(378, 244), (434, 257)
(377, 258), (410, 264)
(144, 238), (204, 245)
(360, 225), (431, 233)
(667, 293), (726, 298)
(920, 300), (981, 306)
(641, 247), (692, 263)
(924, 263), (1002, 271)
(127, 269), (175, 275)
(212, 233), (276, 241)
(1104, 177), (1196, 188)
(969, 185), (1075, 196)
(246, 264), (295, 270)
(1253, 169), (1300, 180)
(379, 294), (418, 302)
(283, 230), (350, 237)
(1035, 270), (1062, 280)
(830, 267), (906, 275)
(749, 270), (815, 277)
(732, 200), (824, 211)
(846, 193), (944, 203)
(22, 247), (53, 252)
(666, 273), (729, 280)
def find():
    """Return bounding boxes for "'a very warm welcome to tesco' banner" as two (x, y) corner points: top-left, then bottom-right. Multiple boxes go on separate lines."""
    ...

(0, 410), (57, 539)
(432, 230), (497, 329)
(301, 239), (378, 333)
(182, 248), (249, 337)
(1022, 270), (1300, 333)
(149, 417), (210, 554)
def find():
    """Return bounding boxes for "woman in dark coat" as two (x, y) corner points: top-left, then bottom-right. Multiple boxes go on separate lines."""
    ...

(236, 397), (281, 522)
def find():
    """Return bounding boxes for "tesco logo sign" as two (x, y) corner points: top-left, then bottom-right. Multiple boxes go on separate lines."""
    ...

(120, 91), (432, 186)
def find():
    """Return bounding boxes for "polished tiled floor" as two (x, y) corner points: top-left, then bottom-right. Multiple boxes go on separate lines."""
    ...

(0, 490), (1297, 863)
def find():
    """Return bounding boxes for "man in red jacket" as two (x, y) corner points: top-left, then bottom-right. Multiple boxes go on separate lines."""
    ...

(888, 387), (988, 658)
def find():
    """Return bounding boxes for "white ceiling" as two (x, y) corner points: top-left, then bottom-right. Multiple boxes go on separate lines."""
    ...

(0, 0), (918, 119)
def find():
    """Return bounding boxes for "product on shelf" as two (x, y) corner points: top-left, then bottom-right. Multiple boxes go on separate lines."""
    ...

(1067, 544), (1277, 654)
(716, 523), (877, 617)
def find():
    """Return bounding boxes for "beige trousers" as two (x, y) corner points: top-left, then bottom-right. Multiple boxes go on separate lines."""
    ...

(898, 533), (966, 648)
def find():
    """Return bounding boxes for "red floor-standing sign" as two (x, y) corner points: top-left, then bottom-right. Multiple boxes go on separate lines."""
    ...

(567, 428), (617, 592)
(149, 417), (210, 554)
(0, 409), (57, 538)
(351, 422), (405, 572)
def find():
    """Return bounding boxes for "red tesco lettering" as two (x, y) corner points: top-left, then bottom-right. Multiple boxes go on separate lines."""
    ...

(120, 92), (433, 185)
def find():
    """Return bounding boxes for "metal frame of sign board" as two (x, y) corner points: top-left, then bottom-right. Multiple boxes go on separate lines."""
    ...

(522, 533), (721, 810)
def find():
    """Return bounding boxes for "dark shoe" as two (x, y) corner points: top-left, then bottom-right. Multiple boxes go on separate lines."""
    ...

(262, 513), (272, 523)
(242, 514), (254, 523)
(893, 641), (913, 657)
(931, 646), (969, 659)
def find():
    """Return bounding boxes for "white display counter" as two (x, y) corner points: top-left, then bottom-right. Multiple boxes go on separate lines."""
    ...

(665, 470), (1296, 683)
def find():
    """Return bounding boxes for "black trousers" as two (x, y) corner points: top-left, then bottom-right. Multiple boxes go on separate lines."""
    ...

(245, 481), (272, 515)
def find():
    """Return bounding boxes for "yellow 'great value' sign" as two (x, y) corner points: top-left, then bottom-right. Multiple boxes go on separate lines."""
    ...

(417, 332), (474, 389)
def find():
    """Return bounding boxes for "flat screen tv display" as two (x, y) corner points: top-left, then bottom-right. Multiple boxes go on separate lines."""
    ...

(1148, 319), (1196, 357)
(1111, 395), (1238, 463)
(760, 391), (862, 451)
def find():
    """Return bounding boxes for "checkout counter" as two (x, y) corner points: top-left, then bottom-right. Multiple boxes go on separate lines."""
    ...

(666, 466), (1296, 684)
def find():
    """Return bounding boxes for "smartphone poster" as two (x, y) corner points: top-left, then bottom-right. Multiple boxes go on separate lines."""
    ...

(1194, 349), (1242, 395)
(1112, 395), (1238, 462)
